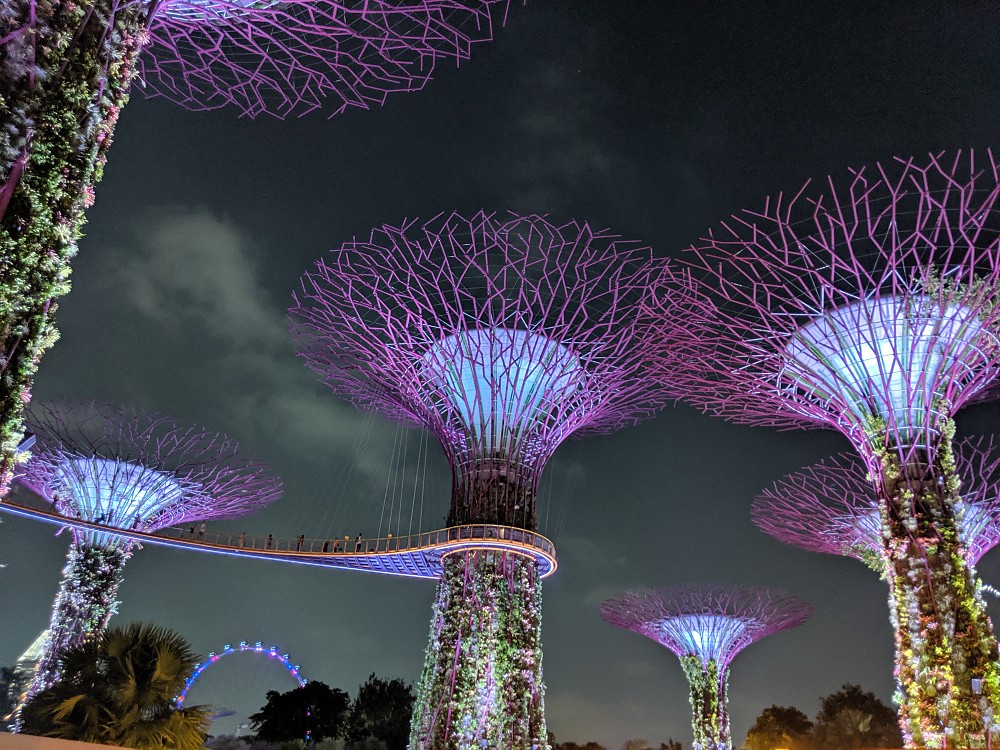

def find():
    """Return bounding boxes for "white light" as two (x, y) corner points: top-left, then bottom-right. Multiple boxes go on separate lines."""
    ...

(783, 296), (988, 442)
(420, 328), (582, 451)
(54, 457), (188, 530)
(654, 614), (751, 664)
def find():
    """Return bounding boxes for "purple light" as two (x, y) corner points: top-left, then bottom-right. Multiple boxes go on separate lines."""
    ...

(17, 401), (281, 701)
(655, 150), (1000, 745)
(138, 1), (520, 118)
(754, 434), (1000, 567)
(601, 585), (811, 669)
(601, 585), (810, 750)
(291, 211), (678, 749)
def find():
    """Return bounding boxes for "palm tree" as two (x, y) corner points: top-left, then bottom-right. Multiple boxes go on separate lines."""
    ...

(19, 622), (210, 749)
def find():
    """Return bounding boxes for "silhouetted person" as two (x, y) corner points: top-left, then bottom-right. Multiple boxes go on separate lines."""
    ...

(266, 533), (273, 550)
(354, 533), (363, 552)
(297, 534), (305, 551)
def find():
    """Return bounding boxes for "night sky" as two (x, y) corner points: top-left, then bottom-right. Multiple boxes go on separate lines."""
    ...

(3, 2), (1000, 748)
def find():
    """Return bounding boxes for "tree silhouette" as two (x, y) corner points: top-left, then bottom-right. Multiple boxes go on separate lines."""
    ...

(814, 684), (902, 750)
(250, 680), (350, 744)
(743, 705), (814, 750)
(346, 674), (415, 750)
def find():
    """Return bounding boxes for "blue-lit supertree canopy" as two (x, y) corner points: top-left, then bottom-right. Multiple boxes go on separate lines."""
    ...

(14, 401), (281, 701)
(291, 211), (680, 750)
(601, 585), (811, 750)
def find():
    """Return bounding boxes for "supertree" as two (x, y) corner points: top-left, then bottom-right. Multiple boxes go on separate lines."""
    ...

(754, 434), (1000, 574)
(655, 150), (1000, 745)
(0, 1), (515, 503)
(13, 401), (282, 699)
(600, 585), (811, 750)
(290, 211), (677, 750)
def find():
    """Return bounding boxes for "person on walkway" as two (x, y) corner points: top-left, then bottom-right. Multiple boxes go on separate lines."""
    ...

(198, 523), (206, 539)
(296, 534), (305, 551)
(238, 532), (246, 548)
(266, 534), (273, 550)
(354, 533), (363, 553)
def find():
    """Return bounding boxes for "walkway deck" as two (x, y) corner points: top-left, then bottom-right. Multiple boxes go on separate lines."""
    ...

(0, 494), (557, 580)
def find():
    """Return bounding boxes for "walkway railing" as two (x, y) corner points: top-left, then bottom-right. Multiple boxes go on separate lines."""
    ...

(0, 495), (557, 580)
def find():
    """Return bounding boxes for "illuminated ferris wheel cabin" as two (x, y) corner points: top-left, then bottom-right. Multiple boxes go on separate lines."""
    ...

(420, 328), (582, 452)
(783, 295), (990, 443)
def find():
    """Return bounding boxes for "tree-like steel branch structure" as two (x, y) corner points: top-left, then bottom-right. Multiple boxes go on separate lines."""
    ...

(290, 210), (677, 750)
(0, 0), (515, 509)
(600, 585), (811, 750)
(754, 435), (1000, 572)
(14, 401), (281, 700)
(657, 150), (1000, 746)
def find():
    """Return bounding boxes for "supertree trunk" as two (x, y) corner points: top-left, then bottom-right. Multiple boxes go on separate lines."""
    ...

(0, 0), (145, 493)
(680, 656), (730, 750)
(28, 541), (131, 696)
(877, 421), (1000, 747)
(409, 550), (547, 750)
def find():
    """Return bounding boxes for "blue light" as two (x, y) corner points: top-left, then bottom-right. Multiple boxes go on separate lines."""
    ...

(53, 456), (191, 535)
(783, 296), (988, 442)
(421, 328), (582, 450)
(653, 614), (751, 666)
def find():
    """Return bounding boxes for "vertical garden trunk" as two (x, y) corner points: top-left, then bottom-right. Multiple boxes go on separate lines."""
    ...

(680, 656), (729, 750)
(28, 542), (131, 698)
(409, 550), (547, 750)
(879, 424), (1000, 747)
(0, 0), (145, 492)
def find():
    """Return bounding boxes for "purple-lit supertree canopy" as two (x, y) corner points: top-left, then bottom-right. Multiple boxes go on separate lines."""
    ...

(290, 211), (677, 749)
(754, 435), (1000, 573)
(14, 401), (281, 700)
(600, 585), (811, 750)
(656, 150), (1000, 746)
(0, 1), (514, 510)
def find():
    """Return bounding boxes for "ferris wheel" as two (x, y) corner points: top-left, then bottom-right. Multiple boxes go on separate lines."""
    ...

(176, 641), (307, 709)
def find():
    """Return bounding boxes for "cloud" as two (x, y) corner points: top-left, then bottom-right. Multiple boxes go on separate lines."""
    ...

(102, 207), (395, 479)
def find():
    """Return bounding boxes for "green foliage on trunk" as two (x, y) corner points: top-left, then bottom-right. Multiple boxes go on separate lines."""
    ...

(0, 0), (146, 492)
(409, 550), (548, 749)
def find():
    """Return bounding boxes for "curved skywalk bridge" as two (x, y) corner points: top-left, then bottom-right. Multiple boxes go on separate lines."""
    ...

(0, 494), (557, 580)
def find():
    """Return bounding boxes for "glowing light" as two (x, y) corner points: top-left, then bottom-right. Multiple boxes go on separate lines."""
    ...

(420, 328), (582, 451)
(157, 0), (280, 22)
(652, 614), (752, 667)
(783, 296), (989, 443)
(176, 641), (307, 707)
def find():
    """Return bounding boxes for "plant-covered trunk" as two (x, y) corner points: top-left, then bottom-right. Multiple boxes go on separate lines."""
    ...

(409, 550), (547, 750)
(680, 655), (729, 750)
(0, 0), (146, 494)
(27, 541), (131, 699)
(878, 422), (1000, 748)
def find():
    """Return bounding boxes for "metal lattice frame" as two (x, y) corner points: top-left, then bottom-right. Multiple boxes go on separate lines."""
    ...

(291, 210), (676, 750)
(754, 434), (1000, 566)
(17, 401), (282, 537)
(13, 401), (280, 701)
(656, 150), (1000, 747)
(660, 150), (1000, 472)
(600, 585), (810, 750)
(600, 585), (811, 670)
(140, 0), (517, 117)
(291, 210), (677, 528)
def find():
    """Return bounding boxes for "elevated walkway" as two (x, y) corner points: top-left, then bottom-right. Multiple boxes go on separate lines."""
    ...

(0, 494), (557, 580)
